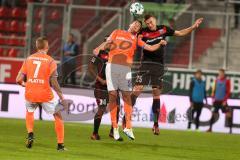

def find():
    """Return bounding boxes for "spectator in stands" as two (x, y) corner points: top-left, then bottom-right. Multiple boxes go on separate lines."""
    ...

(234, 0), (240, 29)
(62, 33), (79, 85)
(188, 70), (207, 131)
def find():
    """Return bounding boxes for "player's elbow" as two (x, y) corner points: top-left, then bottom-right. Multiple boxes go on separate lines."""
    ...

(16, 77), (22, 85)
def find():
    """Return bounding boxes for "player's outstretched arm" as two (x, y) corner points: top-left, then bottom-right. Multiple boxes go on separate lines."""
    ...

(50, 71), (64, 101)
(93, 42), (107, 55)
(144, 40), (167, 52)
(174, 18), (204, 37)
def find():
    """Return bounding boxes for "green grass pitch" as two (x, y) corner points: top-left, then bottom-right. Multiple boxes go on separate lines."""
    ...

(0, 118), (239, 160)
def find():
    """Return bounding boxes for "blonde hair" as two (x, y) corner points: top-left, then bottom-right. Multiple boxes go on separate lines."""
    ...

(36, 37), (48, 50)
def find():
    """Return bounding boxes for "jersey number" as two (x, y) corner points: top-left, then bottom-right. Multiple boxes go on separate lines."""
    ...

(33, 60), (42, 78)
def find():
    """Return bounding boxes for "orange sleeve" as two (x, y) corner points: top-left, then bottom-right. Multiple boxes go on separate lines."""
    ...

(49, 60), (57, 76)
(20, 61), (27, 75)
(107, 29), (118, 41)
(137, 37), (146, 48)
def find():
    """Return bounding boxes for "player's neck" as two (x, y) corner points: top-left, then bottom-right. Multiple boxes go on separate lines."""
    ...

(37, 49), (48, 54)
(151, 26), (157, 31)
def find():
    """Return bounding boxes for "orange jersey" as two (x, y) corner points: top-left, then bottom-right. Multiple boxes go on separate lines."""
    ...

(107, 29), (145, 66)
(20, 51), (57, 102)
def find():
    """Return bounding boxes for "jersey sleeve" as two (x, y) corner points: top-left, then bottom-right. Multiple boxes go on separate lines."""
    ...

(107, 29), (118, 41)
(137, 37), (146, 48)
(49, 60), (58, 77)
(164, 25), (175, 36)
(20, 60), (27, 75)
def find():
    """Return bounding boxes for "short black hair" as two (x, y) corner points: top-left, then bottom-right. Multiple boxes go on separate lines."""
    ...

(144, 14), (156, 21)
(104, 35), (109, 42)
(219, 68), (225, 73)
(195, 69), (202, 74)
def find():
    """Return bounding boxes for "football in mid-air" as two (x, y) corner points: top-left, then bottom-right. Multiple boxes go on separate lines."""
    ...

(130, 2), (144, 16)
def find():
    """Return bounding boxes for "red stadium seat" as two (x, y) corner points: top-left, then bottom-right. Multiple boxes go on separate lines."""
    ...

(0, 7), (8, 18)
(19, 36), (26, 46)
(50, 10), (60, 20)
(23, 9), (27, 18)
(65, 0), (71, 4)
(34, 23), (42, 33)
(0, 20), (7, 31)
(52, 0), (60, 3)
(10, 20), (20, 32)
(0, 48), (4, 56)
(20, 22), (27, 33)
(8, 34), (20, 46)
(0, 33), (6, 45)
(12, 7), (22, 18)
(8, 48), (19, 57)
(35, 9), (43, 19)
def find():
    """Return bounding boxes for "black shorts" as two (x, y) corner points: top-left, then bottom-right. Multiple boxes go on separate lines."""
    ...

(192, 102), (204, 109)
(94, 87), (121, 106)
(212, 101), (230, 113)
(132, 62), (165, 87)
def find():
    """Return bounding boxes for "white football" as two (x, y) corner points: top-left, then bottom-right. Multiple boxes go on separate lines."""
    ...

(130, 2), (144, 16)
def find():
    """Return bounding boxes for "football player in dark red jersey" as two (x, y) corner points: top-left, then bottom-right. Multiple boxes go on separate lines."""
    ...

(89, 36), (121, 140)
(131, 14), (203, 135)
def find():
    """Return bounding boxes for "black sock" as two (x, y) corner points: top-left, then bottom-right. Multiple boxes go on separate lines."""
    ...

(209, 115), (214, 130)
(93, 117), (101, 134)
(152, 99), (160, 127)
(93, 108), (104, 134)
(131, 94), (138, 106)
(110, 126), (113, 134)
(39, 106), (42, 120)
(188, 122), (191, 129)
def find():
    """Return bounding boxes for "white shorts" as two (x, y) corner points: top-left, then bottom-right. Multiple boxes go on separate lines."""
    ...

(26, 99), (58, 114)
(105, 63), (132, 91)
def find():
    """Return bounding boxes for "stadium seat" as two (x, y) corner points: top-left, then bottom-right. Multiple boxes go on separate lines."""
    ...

(0, 20), (7, 31)
(35, 9), (43, 19)
(8, 48), (18, 57)
(20, 22), (27, 33)
(52, 0), (60, 3)
(0, 48), (4, 56)
(0, 7), (8, 18)
(23, 9), (27, 18)
(50, 10), (60, 20)
(65, 0), (71, 4)
(8, 34), (20, 46)
(26, 0), (34, 2)
(0, 33), (6, 45)
(19, 37), (26, 46)
(34, 23), (42, 33)
(12, 8), (22, 18)
(10, 20), (20, 32)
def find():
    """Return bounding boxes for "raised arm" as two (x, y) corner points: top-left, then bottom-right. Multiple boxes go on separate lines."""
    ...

(174, 18), (203, 37)
(144, 40), (167, 52)
(93, 42), (107, 56)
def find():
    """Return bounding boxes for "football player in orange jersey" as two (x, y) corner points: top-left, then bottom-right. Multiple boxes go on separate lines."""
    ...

(16, 37), (67, 151)
(97, 20), (167, 141)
